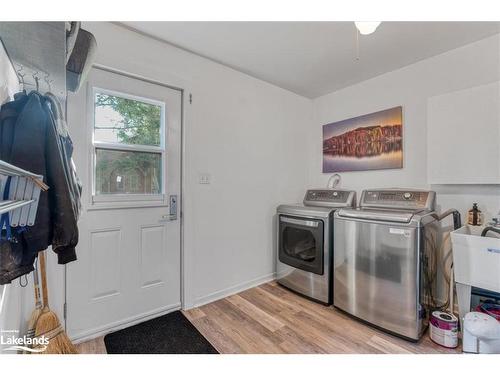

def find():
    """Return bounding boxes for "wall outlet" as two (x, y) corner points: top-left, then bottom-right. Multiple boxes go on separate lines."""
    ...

(199, 173), (211, 184)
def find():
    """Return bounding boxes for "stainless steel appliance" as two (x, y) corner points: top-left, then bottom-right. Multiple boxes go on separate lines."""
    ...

(276, 189), (356, 304)
(334, 189), (438, 340)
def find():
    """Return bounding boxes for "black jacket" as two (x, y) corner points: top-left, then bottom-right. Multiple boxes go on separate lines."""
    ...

(0, 91), (79, 267)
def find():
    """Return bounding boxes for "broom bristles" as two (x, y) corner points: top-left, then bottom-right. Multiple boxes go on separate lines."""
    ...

(34, 307), (78, 354)
(43, 333), (79, 354)
(23, 308), (43, 354)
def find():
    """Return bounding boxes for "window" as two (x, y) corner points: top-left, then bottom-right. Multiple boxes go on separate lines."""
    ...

(92, 89), (165, 202)
(95, 149), (161, 195)
(283, 227), (317, 262)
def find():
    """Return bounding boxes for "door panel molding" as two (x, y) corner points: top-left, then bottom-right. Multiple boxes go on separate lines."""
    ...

(139, 224), (167, 289)
(89, 227), (122, 302)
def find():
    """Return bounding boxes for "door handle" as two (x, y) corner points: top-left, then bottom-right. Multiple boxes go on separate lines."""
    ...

(280, 216), (319, 227)
(161, 214), (177, 221)
(159, 195), (178, 222)
(168, 194), (178, 221)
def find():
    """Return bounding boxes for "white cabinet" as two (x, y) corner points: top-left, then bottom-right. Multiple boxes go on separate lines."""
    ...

(427, 82), (500, 184)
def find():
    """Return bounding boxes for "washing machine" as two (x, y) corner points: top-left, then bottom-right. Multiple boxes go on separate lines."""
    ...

(276, 189), (356, 305)
(333, 188), (439, 340)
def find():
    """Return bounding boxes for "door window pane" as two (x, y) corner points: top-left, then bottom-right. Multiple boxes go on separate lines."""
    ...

(94, 92), (162, 146)
(95, 149), (161, 195)
(283, 227), (317, 262)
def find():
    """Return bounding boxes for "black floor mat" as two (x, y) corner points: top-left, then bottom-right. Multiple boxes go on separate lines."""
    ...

(104, 311), (219, 354)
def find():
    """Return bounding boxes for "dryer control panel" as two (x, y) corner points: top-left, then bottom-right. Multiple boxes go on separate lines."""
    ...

(360, 189), (435, 211)
(303, 189), (356, 208)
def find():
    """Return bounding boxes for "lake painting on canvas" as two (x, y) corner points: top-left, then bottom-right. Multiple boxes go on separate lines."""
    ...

(322, 106), (403, 173)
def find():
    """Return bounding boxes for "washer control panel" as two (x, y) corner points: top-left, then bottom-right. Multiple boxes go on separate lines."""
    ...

(361, 189), (435, 210)
(303, 189), (356, 208)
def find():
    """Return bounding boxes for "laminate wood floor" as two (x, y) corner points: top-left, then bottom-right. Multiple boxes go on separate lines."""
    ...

(75, 281), (460, 354)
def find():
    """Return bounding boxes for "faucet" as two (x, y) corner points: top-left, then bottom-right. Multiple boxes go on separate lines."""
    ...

(487, 210), (500, 228)
(481, 226), (500, 237)
(481, 210), (500, 237)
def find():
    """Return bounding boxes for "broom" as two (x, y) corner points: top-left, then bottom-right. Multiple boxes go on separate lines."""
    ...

(23, 258), (42, 354)
(33, 250), (78, 354)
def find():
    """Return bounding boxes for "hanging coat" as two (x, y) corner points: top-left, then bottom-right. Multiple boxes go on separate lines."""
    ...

(0, 91), (79, 284)
(45, 92), (82, 220)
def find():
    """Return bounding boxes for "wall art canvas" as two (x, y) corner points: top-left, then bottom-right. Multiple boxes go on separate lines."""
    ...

(322, 106), (403, 173)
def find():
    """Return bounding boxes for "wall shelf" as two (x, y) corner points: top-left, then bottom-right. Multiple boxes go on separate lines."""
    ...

(0, 22), (66, 101)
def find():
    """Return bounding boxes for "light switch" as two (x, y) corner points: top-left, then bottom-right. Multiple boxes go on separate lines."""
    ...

(199, 173), (211, 184)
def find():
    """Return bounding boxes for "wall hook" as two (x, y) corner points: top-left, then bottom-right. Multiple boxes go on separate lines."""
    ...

(16, 65), (26, 90)
(44, 73), (53, 93)
(33, 71), (40, 91)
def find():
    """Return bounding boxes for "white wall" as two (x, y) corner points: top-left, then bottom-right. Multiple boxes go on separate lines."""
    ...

(309, 34), (500, 221)
(77, 22), (312, 308)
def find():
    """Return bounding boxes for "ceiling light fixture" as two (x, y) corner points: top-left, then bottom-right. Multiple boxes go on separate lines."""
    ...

(354, 22), (381, 35)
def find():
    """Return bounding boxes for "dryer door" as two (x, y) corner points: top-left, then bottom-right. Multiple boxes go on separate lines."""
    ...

(278, 215), (324, 275)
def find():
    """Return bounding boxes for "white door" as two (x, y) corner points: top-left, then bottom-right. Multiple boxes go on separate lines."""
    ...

(66, 67), (182, 341)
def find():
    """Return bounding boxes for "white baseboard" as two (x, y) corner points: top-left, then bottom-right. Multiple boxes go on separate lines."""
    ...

(193, 272), (276, 308)
(71, 273), (277, 344)
(70, 302), (181, 344)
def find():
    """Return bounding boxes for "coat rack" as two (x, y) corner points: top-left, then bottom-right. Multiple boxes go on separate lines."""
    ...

(0, 22), (66, 101)
(14, 64), (54, 94)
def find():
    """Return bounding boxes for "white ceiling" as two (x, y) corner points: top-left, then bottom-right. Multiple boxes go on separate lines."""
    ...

(121, 22), (500, 98)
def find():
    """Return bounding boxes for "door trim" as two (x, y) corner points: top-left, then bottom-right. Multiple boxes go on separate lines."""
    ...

(92, 63), (185, 92)
(65, 63), (191, 335)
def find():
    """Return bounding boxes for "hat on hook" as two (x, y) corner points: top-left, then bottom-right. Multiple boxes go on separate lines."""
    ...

(66, 27), (97, 93)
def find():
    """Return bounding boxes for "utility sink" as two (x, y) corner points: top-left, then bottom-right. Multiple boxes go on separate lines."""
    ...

(452, 226), (500, 292)
(451, 226), (500, 325)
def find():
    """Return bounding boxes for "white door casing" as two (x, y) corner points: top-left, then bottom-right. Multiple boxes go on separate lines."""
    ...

(66, 67), (182, 342)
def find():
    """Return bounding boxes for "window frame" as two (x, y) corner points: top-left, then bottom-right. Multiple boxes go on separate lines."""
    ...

(90, 86), (167, 207)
